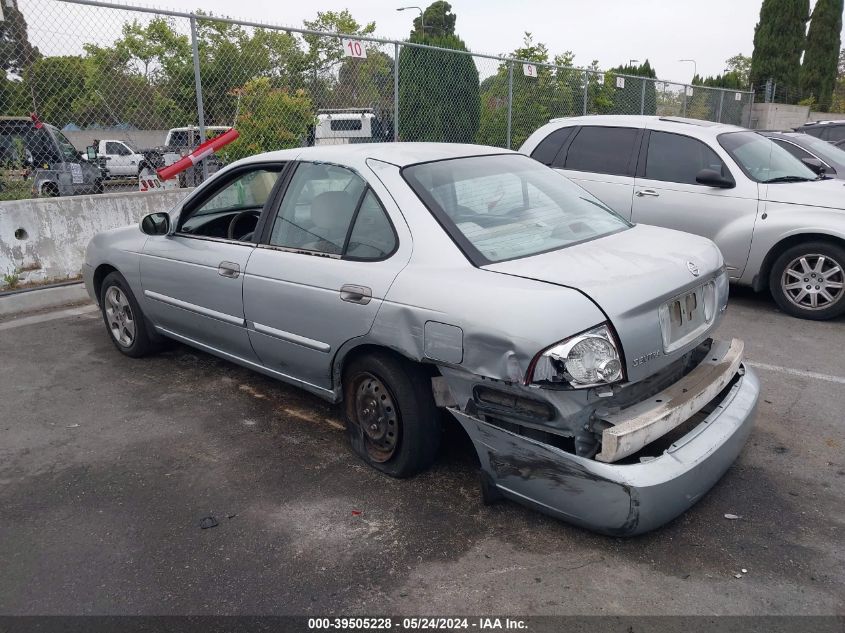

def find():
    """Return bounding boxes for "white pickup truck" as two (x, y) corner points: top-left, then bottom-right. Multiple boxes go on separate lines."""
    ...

(87, 139), (149, 178)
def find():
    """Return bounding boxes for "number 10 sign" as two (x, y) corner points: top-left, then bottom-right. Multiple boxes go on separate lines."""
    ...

(342, 38), (367, 59)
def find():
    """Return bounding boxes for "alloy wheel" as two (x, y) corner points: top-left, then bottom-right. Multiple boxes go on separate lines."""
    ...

(781, 253), (844, 311)
(104, 285), (136, 347)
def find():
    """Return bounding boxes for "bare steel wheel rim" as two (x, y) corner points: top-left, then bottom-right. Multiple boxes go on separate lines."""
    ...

(104, 286), (136, 347)
(354, 372), (400, 463)
(781, 253), (844, 311)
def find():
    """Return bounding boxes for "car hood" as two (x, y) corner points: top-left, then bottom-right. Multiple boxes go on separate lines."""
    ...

(482, 224), (726, 383)
(763, 178), (845, 209)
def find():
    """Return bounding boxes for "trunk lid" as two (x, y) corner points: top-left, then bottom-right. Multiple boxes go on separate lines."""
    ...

(483, 224), (725, 383)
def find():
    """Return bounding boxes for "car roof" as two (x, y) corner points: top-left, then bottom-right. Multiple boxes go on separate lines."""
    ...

(234, 142), (515, 169)
(798, 120), (845, 127)
(544, 114), (745, 137)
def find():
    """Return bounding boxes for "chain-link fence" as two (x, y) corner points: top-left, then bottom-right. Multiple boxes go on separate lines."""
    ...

(1, 0), (755, 200)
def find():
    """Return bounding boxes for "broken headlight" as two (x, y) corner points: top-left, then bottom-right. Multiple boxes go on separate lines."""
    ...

(527, 324), (624, 388)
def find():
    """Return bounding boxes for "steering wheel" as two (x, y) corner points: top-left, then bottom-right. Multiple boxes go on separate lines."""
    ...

(227, 210), (258, 241)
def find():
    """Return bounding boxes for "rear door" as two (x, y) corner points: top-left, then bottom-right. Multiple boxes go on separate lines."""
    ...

(632, 130), (759, 277)
(243, 161), (412, 392)
(551, 125), (643, 220)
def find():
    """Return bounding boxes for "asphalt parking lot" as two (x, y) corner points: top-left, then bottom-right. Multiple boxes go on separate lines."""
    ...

(0, 288), (842, 616)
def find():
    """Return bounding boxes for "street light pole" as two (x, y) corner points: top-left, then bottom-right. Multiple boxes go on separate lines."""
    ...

(396, 6), (425, 35)
(679, 58), (697, 82)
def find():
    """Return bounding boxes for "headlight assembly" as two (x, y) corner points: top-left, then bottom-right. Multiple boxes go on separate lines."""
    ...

(527, 324), (624, 388)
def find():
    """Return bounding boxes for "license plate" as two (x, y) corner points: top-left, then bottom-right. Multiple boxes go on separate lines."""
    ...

(659, 282), (716, 353)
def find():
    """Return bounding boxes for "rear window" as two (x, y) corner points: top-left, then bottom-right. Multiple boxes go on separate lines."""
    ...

(563, 126), (639, 176)
(403, 154), (631, 265)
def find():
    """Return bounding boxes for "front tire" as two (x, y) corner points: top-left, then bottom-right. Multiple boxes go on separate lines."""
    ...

(769, 241), (845, 320)
(100, 272), (157, 357)
(343, 352), (441, 478)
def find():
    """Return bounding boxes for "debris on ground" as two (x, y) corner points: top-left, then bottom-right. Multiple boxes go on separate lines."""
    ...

(724, 513), (741, 520)
(199, 516), (218, 529)
(351, 510), (362, 516)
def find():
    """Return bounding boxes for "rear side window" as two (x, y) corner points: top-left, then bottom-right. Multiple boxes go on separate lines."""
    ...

(530, 127), (574, 166)
(644, 131), (730, 185)
(563, 126), (639, 176)
(345, 190), (397, 260)
(826, 126), (845, 143)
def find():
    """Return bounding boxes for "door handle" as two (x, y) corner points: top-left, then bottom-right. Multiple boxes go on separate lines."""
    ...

(636, 189), (660, 197)
(217, 261), (240, 278)
(340, 284), (372, 305)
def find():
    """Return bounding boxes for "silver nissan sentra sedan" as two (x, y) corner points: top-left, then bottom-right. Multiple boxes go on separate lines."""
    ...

(84, 143), (759, 535)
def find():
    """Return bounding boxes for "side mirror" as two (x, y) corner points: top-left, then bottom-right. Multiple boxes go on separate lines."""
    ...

(695, 168), (734, 189)
(800, 157), (825, 175)
(85, 146), (97, 160)
(141, 212), (170, 236)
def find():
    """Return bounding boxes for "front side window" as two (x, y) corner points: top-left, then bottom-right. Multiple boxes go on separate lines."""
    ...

(645, 131), (730, 185)
(772, 139), (813, 162)
(51, 128), (79, 162)
(179, 166), (283, 236)
(563, 126), (639, 176)
(403, 153), (631, 265)
(719, 132), (818, 183)
(269, 162), (396, 261)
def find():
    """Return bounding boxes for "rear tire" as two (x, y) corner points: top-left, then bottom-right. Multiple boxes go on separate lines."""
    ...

(100, 271), (157, 357)
(41, 183), (58, 197)
(343, 352), (441, 478)
(769, 241), (845, 320)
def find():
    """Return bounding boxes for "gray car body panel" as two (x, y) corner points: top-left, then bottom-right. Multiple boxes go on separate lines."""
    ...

(85, 143), (757, 535)
(519, 115), (845, 290)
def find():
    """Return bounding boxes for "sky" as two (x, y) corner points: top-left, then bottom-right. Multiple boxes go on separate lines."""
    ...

(21, 0), (845, 85)
(141, 0), (791, 83)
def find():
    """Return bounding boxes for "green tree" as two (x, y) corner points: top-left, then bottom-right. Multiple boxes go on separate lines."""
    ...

(411, 0), (455, 37)
(476, 33), (578, 148)
(219, 77), (313, 162)
(750, 0), (810, 95)
(800, 0), (844, 111)
(303, 10), (376, 109)
(24, 56), (86, 127)
(398, 2), (479, 142)
(0, 0), (39, 76)
(605, 59), (657, 115)
(725, 53), (752, 87)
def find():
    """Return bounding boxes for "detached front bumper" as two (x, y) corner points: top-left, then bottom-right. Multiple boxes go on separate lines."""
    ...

(449, 361), (759, 536)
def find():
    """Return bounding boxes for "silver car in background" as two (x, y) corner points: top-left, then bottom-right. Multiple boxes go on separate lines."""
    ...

(84, 143), (759, 535)
(521, 116), (845, 320)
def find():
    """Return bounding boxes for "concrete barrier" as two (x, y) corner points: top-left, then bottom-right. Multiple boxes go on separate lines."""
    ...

(0, 188), (192, 287)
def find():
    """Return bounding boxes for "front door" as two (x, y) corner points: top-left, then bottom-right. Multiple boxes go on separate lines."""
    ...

(140, 163), (285, 362)
(631, 130), (759, 278)
(105, 141), (133, 177)
(243, 161), (411, 392)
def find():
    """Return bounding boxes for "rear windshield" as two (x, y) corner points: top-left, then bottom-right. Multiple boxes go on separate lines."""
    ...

(402, 154), (631, 265)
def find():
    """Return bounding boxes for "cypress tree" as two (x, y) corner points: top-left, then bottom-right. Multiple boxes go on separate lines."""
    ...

(800, 0), (844, 110)
(750, 0), (810, 94)
(398, 2), (480, 142)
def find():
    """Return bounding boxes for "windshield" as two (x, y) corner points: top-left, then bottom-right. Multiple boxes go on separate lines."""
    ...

(402, 154), (631, 265)
(719, 132), (818, 183)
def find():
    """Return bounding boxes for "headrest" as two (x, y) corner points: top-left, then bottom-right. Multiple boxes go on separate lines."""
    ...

(311, 191), (357, 230)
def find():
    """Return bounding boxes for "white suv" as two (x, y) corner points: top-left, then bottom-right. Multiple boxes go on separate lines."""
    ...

(520, 115), (845, 320)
